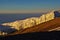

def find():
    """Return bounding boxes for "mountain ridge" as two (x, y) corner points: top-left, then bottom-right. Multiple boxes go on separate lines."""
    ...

(0, 10), (60, 35)
(4, 17), (60, 36)
(1, 10), (55, 30)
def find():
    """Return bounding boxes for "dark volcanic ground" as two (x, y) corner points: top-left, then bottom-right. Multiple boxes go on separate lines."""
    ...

(0, 31), (60, 40)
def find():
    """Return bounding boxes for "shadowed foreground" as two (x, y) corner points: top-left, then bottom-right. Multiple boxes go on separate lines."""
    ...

(0, 31), (60, 40)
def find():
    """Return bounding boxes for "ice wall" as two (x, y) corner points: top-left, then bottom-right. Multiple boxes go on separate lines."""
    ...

(2, 11), (55, 30)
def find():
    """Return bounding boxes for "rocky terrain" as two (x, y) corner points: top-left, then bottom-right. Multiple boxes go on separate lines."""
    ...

(0, 18), (60, 40)
(5, 17), (60, 36)
(0, 10), (60, 36)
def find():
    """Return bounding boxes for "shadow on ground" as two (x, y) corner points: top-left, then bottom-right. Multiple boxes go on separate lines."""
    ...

(0, 31), (60, 40)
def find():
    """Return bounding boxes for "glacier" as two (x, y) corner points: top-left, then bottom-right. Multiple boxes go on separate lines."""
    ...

(1, 10), (60, 35)
(1, 10), (55, 30)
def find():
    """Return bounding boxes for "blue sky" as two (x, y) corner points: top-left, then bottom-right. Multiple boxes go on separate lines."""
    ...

(0, 0), (60, 13)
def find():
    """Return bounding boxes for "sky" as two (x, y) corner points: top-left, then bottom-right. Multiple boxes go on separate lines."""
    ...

(0, 0), (60, 13)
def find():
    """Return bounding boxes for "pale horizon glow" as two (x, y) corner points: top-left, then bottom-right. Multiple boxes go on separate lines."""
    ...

(0, 10), (53, 13)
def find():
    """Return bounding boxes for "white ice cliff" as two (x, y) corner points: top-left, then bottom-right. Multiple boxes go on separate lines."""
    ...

(1, 10), (55, 31)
